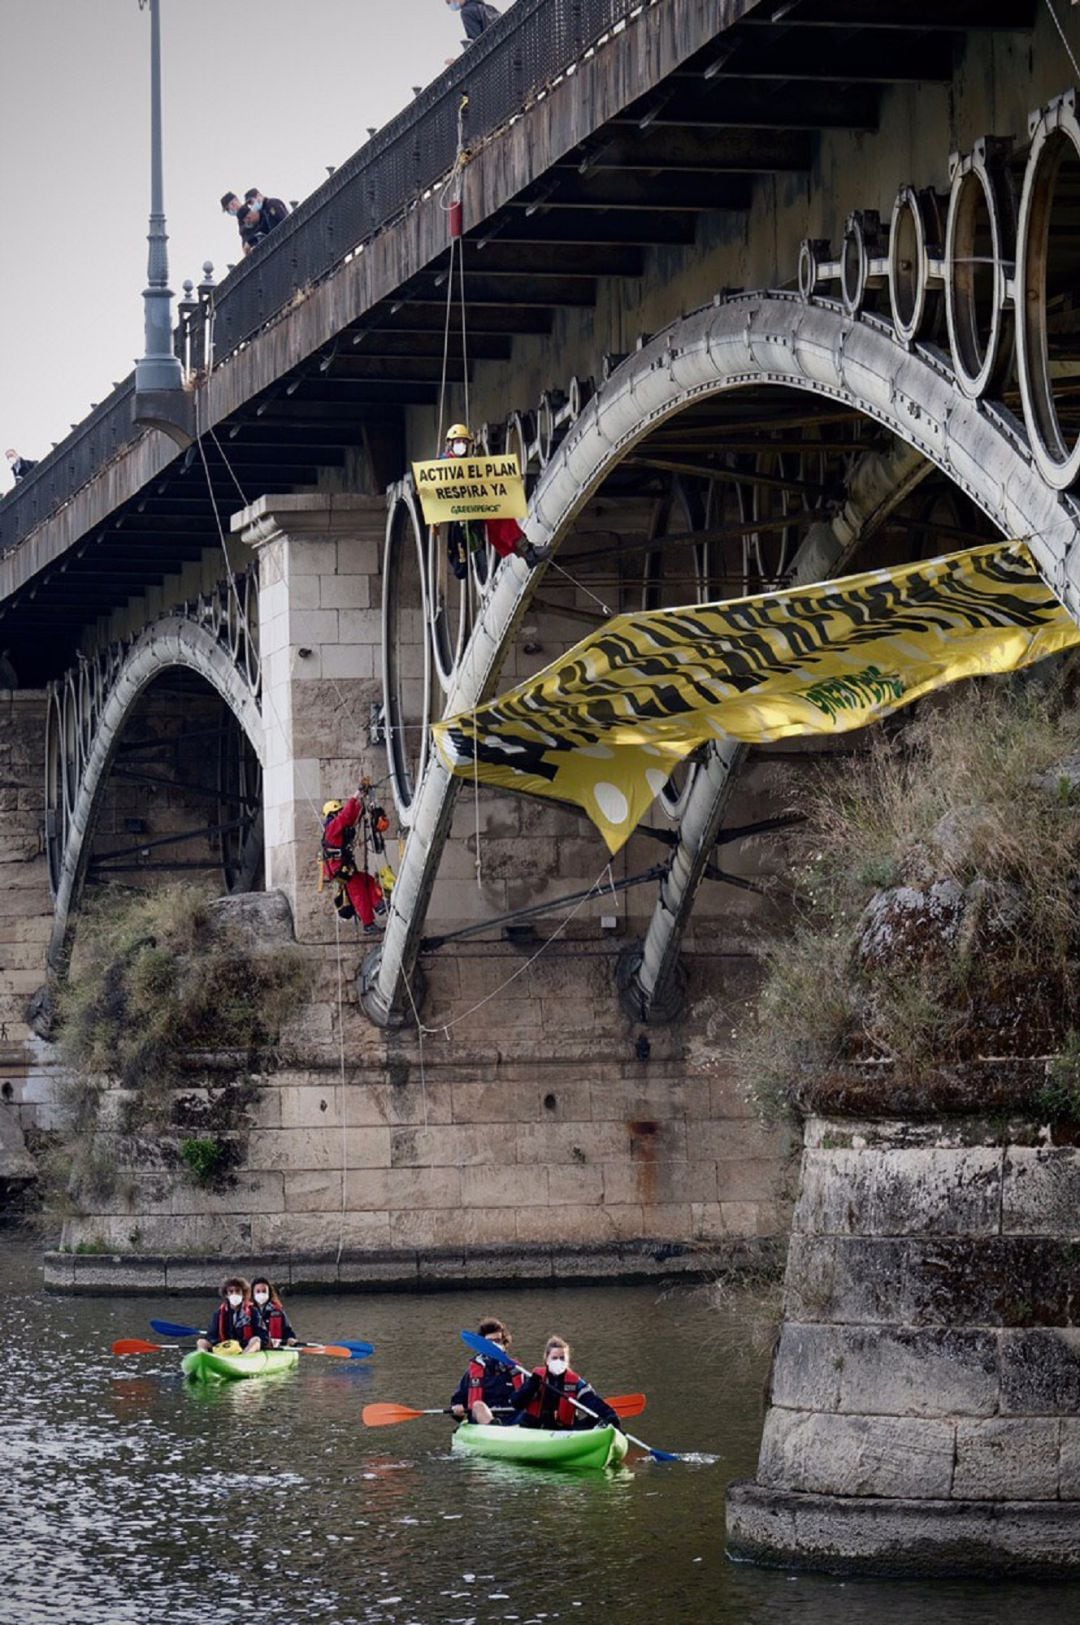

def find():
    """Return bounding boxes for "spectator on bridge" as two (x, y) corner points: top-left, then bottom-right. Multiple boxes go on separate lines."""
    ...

(220, 191), (264, 257)
(243, 189), (290, 246)
(5, 448), (37, 484)
(445, 0), (501, 59)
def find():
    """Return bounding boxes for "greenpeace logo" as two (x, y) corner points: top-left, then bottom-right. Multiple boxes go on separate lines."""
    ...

(802, 665), (905, 719)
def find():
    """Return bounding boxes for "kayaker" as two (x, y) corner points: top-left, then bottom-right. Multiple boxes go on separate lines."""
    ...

(512, 1336), (620, 1431)
(195, 1276), (259, 1353)
(450, 1317), (524, 1424)
(249, 1277), (299, 1349)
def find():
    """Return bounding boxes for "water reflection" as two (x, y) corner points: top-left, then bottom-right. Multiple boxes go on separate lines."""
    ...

(1, 1236), (1078, 1623)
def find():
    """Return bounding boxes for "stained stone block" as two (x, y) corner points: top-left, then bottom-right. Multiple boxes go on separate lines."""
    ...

(1058, 1419), (1080, 1498)
(757, 1408), (955, 1499)
(1000, 1328), (1080, 1413)
(769, 1323), (845, 1411)
(810, 1236), (910, 1324)
(1002, 1146), (1080, 1233)
(835, 1327), (999, 1418)
(794, 1147), (1002, 1238)
(953, 1419), (1060, 1500)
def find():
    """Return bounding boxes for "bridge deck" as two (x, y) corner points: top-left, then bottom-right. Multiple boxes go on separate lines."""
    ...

(0, 0), (1035, 683)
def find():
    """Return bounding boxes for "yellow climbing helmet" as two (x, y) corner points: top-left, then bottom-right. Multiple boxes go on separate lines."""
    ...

(446, 423), (472, 442)
(322, 799), (343, 818)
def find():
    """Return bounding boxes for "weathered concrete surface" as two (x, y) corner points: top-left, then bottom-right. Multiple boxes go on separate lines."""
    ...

(42, 1237), (776, 1295)
(727, 1114), (1080, 1575)
(726, 1485), (1080, 1579)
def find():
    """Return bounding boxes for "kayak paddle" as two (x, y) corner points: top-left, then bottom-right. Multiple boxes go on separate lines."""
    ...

(149, 1318), (373, 1359)
(363, 1403), (456, 1426)
(361, 1393), (645, 1428)
(460, 1330), (680, 1463)
(116, 1335), (351, 1359)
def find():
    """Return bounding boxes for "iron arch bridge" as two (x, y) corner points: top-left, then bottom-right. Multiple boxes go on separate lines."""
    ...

(44, 568), (263, 969)
(362, 88), (1080, 1029)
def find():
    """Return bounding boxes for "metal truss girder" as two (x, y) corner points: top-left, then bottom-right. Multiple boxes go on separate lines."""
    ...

(362, 290), (1080, 1029)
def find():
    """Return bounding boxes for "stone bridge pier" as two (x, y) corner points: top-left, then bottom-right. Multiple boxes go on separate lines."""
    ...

(727, 1099), (1080, 1576)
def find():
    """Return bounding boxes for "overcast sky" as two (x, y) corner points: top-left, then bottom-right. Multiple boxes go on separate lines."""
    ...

(0, 0), (465, 489)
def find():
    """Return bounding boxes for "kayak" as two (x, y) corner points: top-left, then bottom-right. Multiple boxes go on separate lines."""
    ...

(181, 1348), (300, 1382)
(452, 1423), (628, 1470)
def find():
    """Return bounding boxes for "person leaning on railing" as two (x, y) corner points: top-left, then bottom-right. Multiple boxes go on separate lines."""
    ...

(4, 448), (37, 487)
(444, 0), (501, 62)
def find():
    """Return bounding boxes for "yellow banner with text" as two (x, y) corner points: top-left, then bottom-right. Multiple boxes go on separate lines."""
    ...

(412, 454), (528, 525)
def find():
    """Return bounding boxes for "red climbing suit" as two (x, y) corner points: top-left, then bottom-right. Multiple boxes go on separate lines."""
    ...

(321, 796), (383, 927)
(485, 518), (524, 559)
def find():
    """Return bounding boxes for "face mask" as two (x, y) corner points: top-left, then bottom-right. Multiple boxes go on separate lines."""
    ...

(450, 2), (463, 11)
(450, 440), (469, 458)
(227, 1293), (243, 1309)
(547, 1356), (568, 1375)
(254, 1290), (270, 1305)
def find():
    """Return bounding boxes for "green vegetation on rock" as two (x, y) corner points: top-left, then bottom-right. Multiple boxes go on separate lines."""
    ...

(50, 885), (311, 1214)
(739, 676), (1080, 1120)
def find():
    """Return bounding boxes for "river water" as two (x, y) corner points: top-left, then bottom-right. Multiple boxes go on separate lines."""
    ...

(1, 1235), (1077, 1625)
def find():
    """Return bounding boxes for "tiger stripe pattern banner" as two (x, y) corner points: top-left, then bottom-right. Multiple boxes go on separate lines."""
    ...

(432, 542), (1080, 853)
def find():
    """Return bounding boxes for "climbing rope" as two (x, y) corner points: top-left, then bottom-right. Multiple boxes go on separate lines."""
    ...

(334, 909), (349, 1264)
(1043, 0), (1080, 82)
(406, 858), (620, 1038)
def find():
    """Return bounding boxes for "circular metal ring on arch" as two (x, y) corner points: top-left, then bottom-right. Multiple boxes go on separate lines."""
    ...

(945, 139), (1016, 401)
(1017, 90), (1080, 491)
(382, 483), (433, 823)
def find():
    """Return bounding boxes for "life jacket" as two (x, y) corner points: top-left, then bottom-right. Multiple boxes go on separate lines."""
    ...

(252, 1301), (287, 1344)
(212, 1301), (248, 1344)
(524, 1365), (586, 1429)
(467, 1357), (523, 1411)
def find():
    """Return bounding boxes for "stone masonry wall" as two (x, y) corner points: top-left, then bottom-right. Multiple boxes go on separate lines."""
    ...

(49, 934), (792, 1285)
(726, 1113), (1080, 1577)
(0, 690), (59, 1185)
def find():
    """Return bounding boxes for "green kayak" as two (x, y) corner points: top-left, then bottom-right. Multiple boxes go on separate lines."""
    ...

(181, 1348), (300, 1382)
(452, 1423), (628, 1470)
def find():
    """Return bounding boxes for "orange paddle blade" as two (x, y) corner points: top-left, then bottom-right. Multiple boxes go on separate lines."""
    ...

(298, 1343), (352, 1359)
(113, 1338), (165, 1355)
(608, 1393), (646, 1419)
(362, 1403), (428, 1426)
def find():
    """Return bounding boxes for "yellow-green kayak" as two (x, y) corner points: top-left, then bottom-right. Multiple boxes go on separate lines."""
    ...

(181, 1348), (299, 1382)
(452, 1423), (628, 1469)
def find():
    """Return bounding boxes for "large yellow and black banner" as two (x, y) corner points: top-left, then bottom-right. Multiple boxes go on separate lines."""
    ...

(432, 541), (1080, 853)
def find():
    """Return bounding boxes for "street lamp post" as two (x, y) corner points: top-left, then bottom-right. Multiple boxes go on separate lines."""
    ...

(133, 0), (193, 443)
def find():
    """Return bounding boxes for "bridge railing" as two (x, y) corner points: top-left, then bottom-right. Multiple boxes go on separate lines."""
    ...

(0, 0), (648, 562)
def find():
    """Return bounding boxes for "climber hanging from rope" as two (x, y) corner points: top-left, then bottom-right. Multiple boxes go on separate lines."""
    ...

(439, 422), (549, 579)
(319, 786), (394, 934)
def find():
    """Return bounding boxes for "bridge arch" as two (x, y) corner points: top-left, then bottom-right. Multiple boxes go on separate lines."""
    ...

(365, 290), (1080, 1026)
(46, 581), (263, 971)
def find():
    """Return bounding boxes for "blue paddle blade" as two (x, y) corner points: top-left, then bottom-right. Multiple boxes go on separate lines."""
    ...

(623, 1429), (681, 1462)
(461, 1329), (518, 1368)
(340, 1341), (375, 1359)
(150, 1318), (202, 1339)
